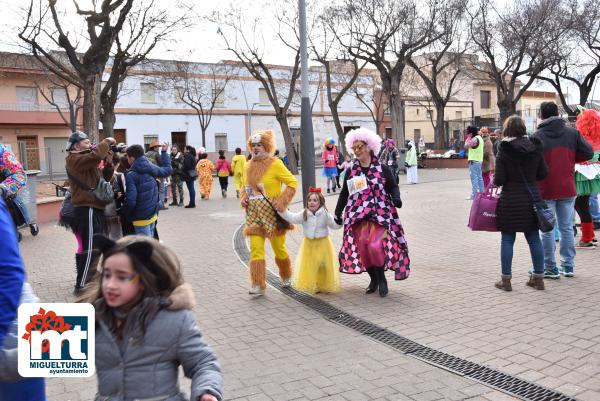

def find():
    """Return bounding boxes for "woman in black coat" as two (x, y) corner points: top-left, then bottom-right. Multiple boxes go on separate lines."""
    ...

(493, 116), (548, 291)
(182, 145), (197, 208)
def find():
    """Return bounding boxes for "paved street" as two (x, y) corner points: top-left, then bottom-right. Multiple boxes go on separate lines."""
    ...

(17, 168), (599, 400)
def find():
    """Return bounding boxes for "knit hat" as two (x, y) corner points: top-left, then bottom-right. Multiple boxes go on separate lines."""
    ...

(247, 129), (277, 155)
(345, 128), (382, 155)
(66, 131), (88, 151)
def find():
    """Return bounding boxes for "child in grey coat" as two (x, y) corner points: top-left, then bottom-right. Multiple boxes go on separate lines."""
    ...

(88, 235), (223, 401)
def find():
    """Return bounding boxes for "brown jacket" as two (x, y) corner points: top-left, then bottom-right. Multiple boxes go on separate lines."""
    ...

(482, 137), (495, 173)
(65, 140), (114, 209)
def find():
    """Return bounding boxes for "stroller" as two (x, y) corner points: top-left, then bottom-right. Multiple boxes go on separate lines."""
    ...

(5, 195), (39, 242)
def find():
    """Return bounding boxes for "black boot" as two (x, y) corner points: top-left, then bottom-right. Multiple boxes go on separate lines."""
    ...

(377, 268), (388, 297)
(74, 253), (85, 295)
(365, 268), (378, 294)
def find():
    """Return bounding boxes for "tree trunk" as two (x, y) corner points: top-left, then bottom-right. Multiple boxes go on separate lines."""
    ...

(100, 109), (116, 139)
(434, 104), (446, 149)
(497, 93), (516, 123)
(389, 95), (405, 146)
(200, 126), (207, 148)
(82, 75), (102, 142)
(276, 114), (299, 175)
(68, 102), (78, 133)
(330, 104), (346, 157)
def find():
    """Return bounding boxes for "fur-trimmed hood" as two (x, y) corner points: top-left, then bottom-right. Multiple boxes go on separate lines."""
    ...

(167, 283), (196, 310)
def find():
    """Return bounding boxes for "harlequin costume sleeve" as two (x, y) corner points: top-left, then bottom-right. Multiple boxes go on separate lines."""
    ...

(0, 145), (26, 198)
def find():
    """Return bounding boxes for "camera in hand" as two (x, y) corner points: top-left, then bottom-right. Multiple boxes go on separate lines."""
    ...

(111, 143), (127, 153)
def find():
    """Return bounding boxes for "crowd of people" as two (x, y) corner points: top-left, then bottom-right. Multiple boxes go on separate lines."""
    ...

(463, 101), (599, 291)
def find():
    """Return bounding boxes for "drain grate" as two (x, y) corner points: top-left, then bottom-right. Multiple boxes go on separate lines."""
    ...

(233, 225), (579, 401)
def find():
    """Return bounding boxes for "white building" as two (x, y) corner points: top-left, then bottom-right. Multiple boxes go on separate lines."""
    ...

(106, 59), (376, 157)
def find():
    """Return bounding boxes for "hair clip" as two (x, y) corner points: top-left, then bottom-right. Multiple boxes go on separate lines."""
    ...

(308, 186), (321, 193)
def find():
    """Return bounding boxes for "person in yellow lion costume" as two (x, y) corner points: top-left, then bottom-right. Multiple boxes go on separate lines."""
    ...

(241, 129), (298, 295)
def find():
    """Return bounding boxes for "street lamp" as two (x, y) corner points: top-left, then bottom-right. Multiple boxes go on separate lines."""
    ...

(248, 102), (260, 136)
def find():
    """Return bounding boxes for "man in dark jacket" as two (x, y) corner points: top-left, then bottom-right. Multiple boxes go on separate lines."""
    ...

(169, 145), (185, 206)
(66, 131), (115, 294)
(533, 102), (594, 278)
(123, 144), (172, 236)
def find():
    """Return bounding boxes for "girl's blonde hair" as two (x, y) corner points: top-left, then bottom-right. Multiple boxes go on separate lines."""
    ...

(303, 191), (327, 221)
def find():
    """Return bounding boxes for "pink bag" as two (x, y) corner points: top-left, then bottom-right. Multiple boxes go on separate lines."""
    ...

(467, 186), (499, 232)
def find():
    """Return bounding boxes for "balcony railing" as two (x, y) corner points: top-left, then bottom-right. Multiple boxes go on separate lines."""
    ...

(0, 102), (69, 112)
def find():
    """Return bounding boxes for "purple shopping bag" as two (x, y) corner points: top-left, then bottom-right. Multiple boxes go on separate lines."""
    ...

(467, 186), (499, 232)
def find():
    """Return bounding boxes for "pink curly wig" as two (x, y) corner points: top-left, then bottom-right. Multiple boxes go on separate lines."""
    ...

(576, 109), (600, 151)
(345, 128), (382, 156)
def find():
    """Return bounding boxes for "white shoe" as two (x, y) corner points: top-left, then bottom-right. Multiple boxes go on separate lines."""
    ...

(249, 285), (265, 295)
(281, 278), (292, 288)
(466, 196), (473, 200)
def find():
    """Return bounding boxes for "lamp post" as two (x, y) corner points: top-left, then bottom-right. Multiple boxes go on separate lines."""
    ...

(299, 0), (315, 205)
(248, 102), (260, 137)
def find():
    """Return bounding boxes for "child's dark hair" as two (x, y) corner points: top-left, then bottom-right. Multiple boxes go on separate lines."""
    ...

(303, 191), (327, 221)
(87, 235), (183, 338)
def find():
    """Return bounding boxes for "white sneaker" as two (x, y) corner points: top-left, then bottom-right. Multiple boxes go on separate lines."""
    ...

(249, 286), (265, 295)
(465, 196), (473, 200)
(281, 278), (292, 288)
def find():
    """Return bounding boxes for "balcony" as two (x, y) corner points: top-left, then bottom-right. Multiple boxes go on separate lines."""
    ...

(0, 102), (72, 125)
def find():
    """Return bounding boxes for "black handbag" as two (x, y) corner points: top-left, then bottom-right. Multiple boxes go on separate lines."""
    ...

(519, 167), (555, 232)
(187, 169), (198, 179)
(257, 188), (293, 231)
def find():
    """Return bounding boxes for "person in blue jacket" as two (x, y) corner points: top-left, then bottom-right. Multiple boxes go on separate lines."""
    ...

(122, 143), (172, 236)
(0, 197), (46, 400)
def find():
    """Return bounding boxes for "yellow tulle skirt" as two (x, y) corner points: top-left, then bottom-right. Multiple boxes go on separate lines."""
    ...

(293, 236), (340, 294)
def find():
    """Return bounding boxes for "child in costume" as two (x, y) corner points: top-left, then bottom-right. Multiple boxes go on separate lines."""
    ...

(231, 147), (246, 198)
(196, 152), (214, 200)
(215, 150), (232, 198)
(278, 188), (341, 294)
(89, 235), (223, 401)
(321, 137), (339, 193)
(240, 130), (298, 296)
(574, 107), (600, 249)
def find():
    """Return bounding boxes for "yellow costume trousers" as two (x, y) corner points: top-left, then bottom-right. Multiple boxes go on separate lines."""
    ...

(249, 234), (289, 260)
(198, 174), (213, 198)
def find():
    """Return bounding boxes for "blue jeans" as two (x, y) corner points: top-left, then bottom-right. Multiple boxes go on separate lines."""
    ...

(501, 231), (544, 275)
(468, 161), (485, 199)
(540, 197), (576, 273)
(590, 193), (600, 222)
(133, 222), (156, 237)
(185, 180), (196, 206)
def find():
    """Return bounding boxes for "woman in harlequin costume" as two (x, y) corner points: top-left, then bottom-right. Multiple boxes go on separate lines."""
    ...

(574, 107), (600, 248)
(240, 129), (298, 296)
(321, 137), (339, 194)
(334, 128), (409, 297)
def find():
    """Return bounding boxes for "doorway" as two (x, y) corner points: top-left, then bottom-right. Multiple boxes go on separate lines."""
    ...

(44, 137), (68, 176)
(17, 136), (40, 170)
(99, 129), (127, 145)
(171, 132), (187, 149)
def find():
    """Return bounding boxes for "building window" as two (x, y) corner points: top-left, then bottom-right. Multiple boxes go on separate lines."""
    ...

(143, 135), (159, 151)
(455, 110), (462, 120)
(215, 133), (228, 151)
(141, 83), (156, 103)
(175, 86), (185, 103)
(213, 88), (225, 108)
(50, 88), (68, 108)
(16, 87), (38, 105)
(416, 108), (420, 116)
(426, 109), (433, 119)
(259, 88), (270, 105)
(480, 90), (491, 109)
(383, 103), (391, 116)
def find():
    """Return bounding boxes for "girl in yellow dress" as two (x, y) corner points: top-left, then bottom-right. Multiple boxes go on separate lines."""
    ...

(196, 152), (214, 199)
(231, 147), (246, 198)
(278, 188), (341, 294)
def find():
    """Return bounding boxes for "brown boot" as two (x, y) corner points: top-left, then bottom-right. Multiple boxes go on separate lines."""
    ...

(526, 273), (545, 290)
(494, 275), (512, 291)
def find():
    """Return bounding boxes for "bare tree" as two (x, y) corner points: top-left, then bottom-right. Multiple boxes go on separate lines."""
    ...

(161, 61), (238, 148)
(34, 73), (83, 132)
(406, 0), (469, 149)
(537, 0), (600, 116)
(19, 0), (135, 142)
(213, 3), (301, 173)
(352, 80), (387, 138)
(100, 0), (191, 137)
(325, 0), (444, 145)
(469, 0), (575, 121)
(310, 14), (367, 154)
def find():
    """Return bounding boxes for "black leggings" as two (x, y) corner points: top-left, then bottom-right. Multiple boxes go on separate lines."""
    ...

(218, 176), (228, 190)
(575, 195), (592, 223)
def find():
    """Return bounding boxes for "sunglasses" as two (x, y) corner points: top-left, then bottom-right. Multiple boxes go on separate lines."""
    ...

(352, 144), (365, 151)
